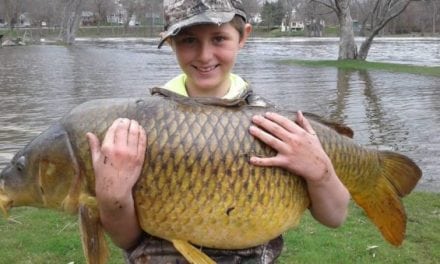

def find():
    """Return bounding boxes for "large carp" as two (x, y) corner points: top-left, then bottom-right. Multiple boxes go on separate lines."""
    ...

(0, 88), (421, 264)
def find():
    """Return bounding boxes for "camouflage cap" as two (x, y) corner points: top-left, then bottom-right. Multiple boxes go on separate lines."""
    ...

(158, 0), (247, 48)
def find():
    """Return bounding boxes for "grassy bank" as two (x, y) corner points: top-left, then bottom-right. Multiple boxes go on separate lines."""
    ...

(279, 191), (440, 264)
(0, 26), (163, 42)
(283, 59), (440, 77)
(0, 192), (438, 263)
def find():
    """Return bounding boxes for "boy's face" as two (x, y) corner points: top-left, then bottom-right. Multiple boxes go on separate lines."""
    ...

(170, 22), (250, 97)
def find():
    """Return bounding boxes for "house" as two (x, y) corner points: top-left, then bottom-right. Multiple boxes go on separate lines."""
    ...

(17, 13), (31, 27)
(129, 15), (140, 26)
(281, 20), (304, 32)
(107, 3), (127, 24)
(0, 17), (7, 27)
(280, 9), (304, 32)
(81, 11), (96, 26)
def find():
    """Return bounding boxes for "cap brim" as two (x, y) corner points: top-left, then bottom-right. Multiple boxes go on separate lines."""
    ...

(158, 11), (235, 48)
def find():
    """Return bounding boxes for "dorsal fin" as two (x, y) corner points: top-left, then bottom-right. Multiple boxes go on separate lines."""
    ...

(303, 112), (354, 138)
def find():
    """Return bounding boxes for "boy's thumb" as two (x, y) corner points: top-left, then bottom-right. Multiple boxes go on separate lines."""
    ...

(86, 132), (101, 159)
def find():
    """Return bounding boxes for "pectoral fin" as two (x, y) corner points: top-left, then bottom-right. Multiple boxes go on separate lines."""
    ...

(171, 239), (216, 264)
(0, 193), (12, 218)
(78, 194), (108, 264)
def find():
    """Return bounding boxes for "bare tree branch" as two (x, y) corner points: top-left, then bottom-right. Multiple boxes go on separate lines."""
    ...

(310, 0), (336, 12)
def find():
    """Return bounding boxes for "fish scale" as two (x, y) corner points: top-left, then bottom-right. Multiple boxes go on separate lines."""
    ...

(127, 98), (304, 249)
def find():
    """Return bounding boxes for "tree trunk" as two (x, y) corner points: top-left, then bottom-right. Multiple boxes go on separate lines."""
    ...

(4, 0), (17, 30)
(432, 0), (437, 35)
(336, 0), (358, 60)
(357, 35), (374, 60)
(59, 0), (83, 45)
(124, 9), (134, 32)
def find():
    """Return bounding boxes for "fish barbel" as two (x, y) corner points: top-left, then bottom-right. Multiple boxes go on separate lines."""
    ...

(0, 88), (421, 264)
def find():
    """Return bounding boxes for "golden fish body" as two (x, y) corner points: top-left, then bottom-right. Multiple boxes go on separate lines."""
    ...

(0, 90), (421, 263)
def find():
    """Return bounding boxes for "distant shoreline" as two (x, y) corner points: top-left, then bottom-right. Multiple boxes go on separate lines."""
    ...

(1, 25), (439, 44)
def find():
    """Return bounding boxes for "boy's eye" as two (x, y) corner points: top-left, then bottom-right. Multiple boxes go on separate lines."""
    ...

(213, 36), (226, 44)
(180, 37), (196, 45)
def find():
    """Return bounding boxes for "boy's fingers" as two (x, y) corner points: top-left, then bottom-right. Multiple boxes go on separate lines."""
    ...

(250, 156), (281, 168)
(263, 112), (297, 133)
(249, 125), (285, 152)
(296, 111), (317, 136)
(127, 120), (141, 148)
(86, 132), (101, 161)
(114, 118), (130, 146)
(138, 127), (147, 161)
(101, 118), (121, 148)
(251, 114), (291, 144)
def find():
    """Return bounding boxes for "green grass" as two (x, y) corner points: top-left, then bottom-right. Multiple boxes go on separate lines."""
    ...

(0, 208), (124, 264)
(283, 59), (440, 77)
(0, 192), (438, 263)
(0, 26), (163, 41)
(279, 192), (440, 264)
(251, 27), (306, 38)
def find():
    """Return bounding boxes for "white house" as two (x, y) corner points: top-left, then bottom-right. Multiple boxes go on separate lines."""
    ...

(281, 9), (304, 32)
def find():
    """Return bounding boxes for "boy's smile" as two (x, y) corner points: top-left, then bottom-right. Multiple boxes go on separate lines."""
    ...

(194, 65), (218, 73)
(171, 22), (250, 97)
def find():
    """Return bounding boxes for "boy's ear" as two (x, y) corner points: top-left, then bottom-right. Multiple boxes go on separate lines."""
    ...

(166, 38), (173, 47)
(165, 37), (175, 51)
(159, 31), (175, 50)
(239, 23), (253, 48)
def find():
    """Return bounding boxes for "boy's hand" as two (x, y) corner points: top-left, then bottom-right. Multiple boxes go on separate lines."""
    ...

(87, 118), (147, 208)
(248, 111), (332, 182)
(249, 111), (349, 227)
(86, 118), (147, 249)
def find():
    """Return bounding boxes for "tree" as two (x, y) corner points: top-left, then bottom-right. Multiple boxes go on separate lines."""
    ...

(90, 0), (115, 26)
(58, 0), (84, 45)
(414, 0), (439, 35)
(281, 0), (299, 28)
(261, 0), (284, 29)
(118, 0), (146, 31)
(146, 0), (163, 37)
(26, 0), (63, 27)
(430, 0), (438, 34)
(312, 0), (416, 60)
(310, 0), (358, 59)
(355, 0), (415, 59)
(1, 0), (26, 29)
(242, 0), (261, 18)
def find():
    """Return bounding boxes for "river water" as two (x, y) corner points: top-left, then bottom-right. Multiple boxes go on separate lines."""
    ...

(0, 37), (439, 192)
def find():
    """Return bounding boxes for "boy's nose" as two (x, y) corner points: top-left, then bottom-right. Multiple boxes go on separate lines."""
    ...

(197, 42), (214, 62)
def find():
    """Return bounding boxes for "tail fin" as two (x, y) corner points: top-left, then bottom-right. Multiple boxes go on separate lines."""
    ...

(381, 151), (422, 196)
(351, 151), (421, 246)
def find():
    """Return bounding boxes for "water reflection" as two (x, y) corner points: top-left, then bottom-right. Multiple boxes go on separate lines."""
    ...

(0, 38), (438, 191)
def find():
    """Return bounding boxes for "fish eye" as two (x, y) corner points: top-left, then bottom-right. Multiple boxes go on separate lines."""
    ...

(15, 156), (26, 172)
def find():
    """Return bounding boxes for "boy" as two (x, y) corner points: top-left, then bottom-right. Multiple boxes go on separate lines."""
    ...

(86, 0), (350, 263)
